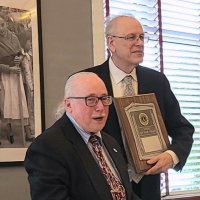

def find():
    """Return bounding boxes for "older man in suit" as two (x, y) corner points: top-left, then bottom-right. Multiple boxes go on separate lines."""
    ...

(82, 15), (194, 200)
(24, 72), (141, 200)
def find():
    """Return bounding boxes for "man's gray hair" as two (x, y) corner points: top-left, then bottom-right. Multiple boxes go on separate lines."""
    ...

(105, 14), (136, 37)
(64, 72), (100, 98)
(55, 100), (65, 120)
(55, 72), (100, 120)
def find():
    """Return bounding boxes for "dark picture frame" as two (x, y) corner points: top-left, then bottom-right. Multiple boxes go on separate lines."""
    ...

(0, 0), (44, 162)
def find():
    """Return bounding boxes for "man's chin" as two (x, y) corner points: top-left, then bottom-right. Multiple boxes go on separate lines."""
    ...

(91, 126), (105, 133)
(131, 53), (143, 60)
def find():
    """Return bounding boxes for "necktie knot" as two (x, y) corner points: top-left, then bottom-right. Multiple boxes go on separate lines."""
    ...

(123, 75), (132, 84)
(123, 75), (134, 96)
(89, 135), (101, 146)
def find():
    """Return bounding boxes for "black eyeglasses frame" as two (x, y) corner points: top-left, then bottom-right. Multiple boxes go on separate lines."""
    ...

(66, 95), (113, 107)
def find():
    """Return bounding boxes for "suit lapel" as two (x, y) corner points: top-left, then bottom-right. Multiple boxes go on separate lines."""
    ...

(58, 115), (112, 200)
(136, 65), (149, 94)
(95, 60), (114, 96)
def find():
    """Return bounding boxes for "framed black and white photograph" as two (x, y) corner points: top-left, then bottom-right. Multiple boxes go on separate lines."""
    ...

(0, 0), (43, 162)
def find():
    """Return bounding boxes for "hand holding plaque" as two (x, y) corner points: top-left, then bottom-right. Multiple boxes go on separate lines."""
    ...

(114, 93), (170, 173)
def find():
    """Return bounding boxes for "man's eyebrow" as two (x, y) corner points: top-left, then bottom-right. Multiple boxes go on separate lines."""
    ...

(86, 93), (108, 96)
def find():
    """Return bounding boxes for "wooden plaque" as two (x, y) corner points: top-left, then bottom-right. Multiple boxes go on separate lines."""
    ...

(114, 93), (170, 173)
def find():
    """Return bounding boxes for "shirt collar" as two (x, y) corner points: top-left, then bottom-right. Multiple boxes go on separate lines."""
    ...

(109, 57), (137, 84)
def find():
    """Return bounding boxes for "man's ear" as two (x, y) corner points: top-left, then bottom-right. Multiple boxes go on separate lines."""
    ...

(107, 36), (115, 53)
(64, 99), (72, 113)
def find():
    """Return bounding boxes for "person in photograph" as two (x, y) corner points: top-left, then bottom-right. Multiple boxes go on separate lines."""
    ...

(24, 72), (141, 200)
(82, 15), (194, 200)
(18, 28), (35, 136)
(0, 13), (34, 144)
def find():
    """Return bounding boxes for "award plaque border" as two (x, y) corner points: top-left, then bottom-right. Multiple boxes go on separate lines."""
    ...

(114, 93), (170, 173)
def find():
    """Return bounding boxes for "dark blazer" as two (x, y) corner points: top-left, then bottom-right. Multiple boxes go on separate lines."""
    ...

(24, 114), (140, 200)
(83, 59), (194, 200)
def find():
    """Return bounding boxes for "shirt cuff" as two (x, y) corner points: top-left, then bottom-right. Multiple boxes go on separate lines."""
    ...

(165, 150), (179, 168)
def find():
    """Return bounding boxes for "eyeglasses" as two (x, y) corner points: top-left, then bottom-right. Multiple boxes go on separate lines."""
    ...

(67, 96), (113, 107)
(110, 33), (149, 43)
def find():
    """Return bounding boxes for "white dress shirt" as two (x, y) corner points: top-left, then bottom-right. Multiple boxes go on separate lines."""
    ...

(109, 58), (138, 97)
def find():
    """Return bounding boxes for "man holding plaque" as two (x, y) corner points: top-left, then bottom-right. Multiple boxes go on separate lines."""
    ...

(82, 15), (194, 200)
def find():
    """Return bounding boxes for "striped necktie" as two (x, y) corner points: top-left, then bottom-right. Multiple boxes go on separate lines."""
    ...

(89, 135), (126, 200)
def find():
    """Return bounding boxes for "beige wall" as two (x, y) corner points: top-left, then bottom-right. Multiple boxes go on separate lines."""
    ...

(41, 0), (94, 127)
(0, 0), (93, 199)
(0, 165), (30, 199)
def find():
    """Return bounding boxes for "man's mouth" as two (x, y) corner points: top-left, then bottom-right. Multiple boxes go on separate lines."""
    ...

(93, 116), (105, 121)
(132, 50), (143, 54)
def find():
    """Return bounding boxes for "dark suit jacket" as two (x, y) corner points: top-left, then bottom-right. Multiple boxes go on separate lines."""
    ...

(83, 59), (194, 200)
(24, 114), (140, 200)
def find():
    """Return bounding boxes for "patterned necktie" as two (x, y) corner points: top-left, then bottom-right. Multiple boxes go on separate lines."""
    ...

(89, 135), (126, 200)
(123, 75), (134, 96)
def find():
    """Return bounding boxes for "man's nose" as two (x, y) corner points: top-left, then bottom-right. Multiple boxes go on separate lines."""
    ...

(95, 99), (105, 110)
